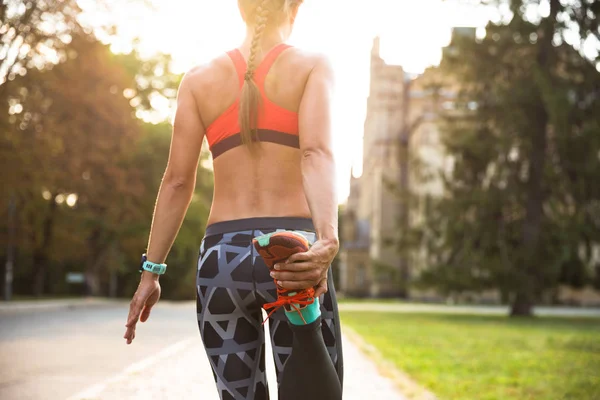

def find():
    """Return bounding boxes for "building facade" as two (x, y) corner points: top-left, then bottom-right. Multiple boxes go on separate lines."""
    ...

(339, 31), (471, 298)
(339, 29), (600, 306)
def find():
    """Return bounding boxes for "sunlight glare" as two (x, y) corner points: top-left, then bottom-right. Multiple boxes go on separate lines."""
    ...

(107, 0), (488, 203)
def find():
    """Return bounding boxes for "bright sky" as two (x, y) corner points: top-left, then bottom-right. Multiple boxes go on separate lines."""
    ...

(84, 0), (492, 203)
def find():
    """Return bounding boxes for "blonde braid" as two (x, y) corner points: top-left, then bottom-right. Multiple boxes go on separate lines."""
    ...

(239, 0), (271, 149)
(246, 0), (271, 81)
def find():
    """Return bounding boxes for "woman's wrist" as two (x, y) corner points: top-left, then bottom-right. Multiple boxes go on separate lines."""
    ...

(319, 237), (339, 250)
(316, 237), (340, 261)
(316, 232), (339, 247)
(316, 223), (339, 245)
(141, 270), (160, 281)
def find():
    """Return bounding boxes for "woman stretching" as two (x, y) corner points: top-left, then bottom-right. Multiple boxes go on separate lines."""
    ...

(123, 0), (343, 399)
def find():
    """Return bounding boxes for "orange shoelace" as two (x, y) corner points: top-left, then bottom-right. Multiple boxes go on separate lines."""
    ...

(262, 284), (316, 325)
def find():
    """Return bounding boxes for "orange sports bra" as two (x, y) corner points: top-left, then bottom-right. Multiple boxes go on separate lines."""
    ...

(206, 43), (299, 159)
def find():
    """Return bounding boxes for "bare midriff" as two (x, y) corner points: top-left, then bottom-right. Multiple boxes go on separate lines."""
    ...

(206, 143), (311, 226)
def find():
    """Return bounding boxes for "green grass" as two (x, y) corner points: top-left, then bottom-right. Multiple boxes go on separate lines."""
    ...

(336, 297), (410, 304)
(341, 312), (600, 400)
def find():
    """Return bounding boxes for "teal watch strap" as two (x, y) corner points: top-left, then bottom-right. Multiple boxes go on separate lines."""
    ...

(141, 260), (167, 275)
(139, 254), (167, 275)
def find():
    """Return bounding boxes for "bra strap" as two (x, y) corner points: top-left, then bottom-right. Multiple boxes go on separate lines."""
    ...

(254, 43), (292, 87)
(226, 49), (246, 88)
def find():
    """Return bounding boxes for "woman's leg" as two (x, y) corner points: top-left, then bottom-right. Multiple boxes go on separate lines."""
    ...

(265, 274), (344, 386)
(277, 317), (342, 400)
(197, 232), (272, 400)
(252, 229), (343, 399)
(265, 276), (343, 400)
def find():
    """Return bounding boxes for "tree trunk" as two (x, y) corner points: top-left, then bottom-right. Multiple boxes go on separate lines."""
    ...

(32, 254), (47, 298)
(32, 197), (58, 297)
(512, 0), (559, 317)
(4, 194), (17, 301)
(397, 79), (412, 299)
(85, 228), (109, 297)
(510, 292), (534, 316)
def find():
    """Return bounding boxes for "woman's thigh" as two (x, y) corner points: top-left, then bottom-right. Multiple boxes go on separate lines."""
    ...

(196, 233), (271, 400)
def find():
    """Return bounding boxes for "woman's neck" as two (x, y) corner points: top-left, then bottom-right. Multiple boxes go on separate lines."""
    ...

(241, 25), (290, 53)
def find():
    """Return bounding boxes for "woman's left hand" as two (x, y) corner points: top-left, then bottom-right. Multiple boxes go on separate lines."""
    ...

(123, 272), (161, 345)
(271, 238), (338, 297)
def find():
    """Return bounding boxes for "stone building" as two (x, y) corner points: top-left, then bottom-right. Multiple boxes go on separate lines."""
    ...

(339, 30), (473, 298)
(339, 28), (600, 306)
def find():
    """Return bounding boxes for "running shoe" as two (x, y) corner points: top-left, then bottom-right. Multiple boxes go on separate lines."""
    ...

(253, 231), (320, 325)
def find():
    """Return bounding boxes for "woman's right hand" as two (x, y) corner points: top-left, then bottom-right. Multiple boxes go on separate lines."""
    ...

(271, 238), (339, 297)
(123, 272), (162, 345)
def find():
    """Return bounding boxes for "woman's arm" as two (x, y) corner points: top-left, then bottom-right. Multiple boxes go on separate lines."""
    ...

(298, 55), (338, 245)
(124, 70), (205, 344)
(144, 70), (206, 273)
(271, 55), (339, 297)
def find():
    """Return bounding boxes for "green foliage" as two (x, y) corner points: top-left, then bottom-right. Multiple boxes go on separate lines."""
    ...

(114, 122), (213, 301)
(0, 29), (211, 299)
(113, 50), (182, 114)
(0, 0), (151, 86)
(0, 33), (145, 295)
(410, 1), (600, 314)
(0, 0), (83, 85)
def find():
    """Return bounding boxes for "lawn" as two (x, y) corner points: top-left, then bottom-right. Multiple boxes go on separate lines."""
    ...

(336, 296), (409, 304)
(341, 311), (600, 400)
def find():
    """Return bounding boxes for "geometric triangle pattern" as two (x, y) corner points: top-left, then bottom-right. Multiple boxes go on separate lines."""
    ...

(197, 227), (344, 400)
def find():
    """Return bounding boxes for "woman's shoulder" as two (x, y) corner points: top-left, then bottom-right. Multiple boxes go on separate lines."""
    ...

(180, 53), (237, 94)
(280, 46), (332, 70)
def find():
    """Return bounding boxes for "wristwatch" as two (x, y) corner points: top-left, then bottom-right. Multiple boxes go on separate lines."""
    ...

(139, 253), (167, 275)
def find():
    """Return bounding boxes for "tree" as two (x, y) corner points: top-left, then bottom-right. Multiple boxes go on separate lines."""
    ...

(0, 0), (83, 85)
(114, 49), (181, 114)
(0, 1), (213, 299)
(0, 0), (154, 86)
(413, 0), (600, 315)
(0, 36), (212, 298)
(1, 33), (143, 295)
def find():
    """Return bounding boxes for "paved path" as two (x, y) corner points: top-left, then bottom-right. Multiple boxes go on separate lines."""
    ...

(0, 300), (407, 400)
(3, 298), (598, 318)
(70, 329), (406, 400)
(0, 298), (120, 315)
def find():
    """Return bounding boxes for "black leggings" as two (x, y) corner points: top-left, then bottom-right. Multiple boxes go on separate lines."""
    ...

(280, 317), (342, 399)
(196, 217), (343, 400)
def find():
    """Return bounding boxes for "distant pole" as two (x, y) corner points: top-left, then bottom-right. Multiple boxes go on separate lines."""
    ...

(4, 194), (16, 302)
(398, 77), (412, 298)
(109, 269), (117, 298)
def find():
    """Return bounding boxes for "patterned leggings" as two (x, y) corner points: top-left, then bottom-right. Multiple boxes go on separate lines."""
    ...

(196, 217), (344, 400)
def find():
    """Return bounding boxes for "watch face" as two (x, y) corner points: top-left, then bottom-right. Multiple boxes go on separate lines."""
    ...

(139, 253), (147, 272)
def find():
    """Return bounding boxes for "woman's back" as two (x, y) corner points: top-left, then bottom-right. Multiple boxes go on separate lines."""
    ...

(189, 41), (325, 225)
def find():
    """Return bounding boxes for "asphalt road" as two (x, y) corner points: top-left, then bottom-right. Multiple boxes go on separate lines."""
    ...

(0, 302), (200, 400)
(0, 301), (409, 400)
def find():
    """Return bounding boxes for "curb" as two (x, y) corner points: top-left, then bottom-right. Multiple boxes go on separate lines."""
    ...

(342, 326), (438, 400)
(0, 298), (123, 315)
(338, 303), (600, 318)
